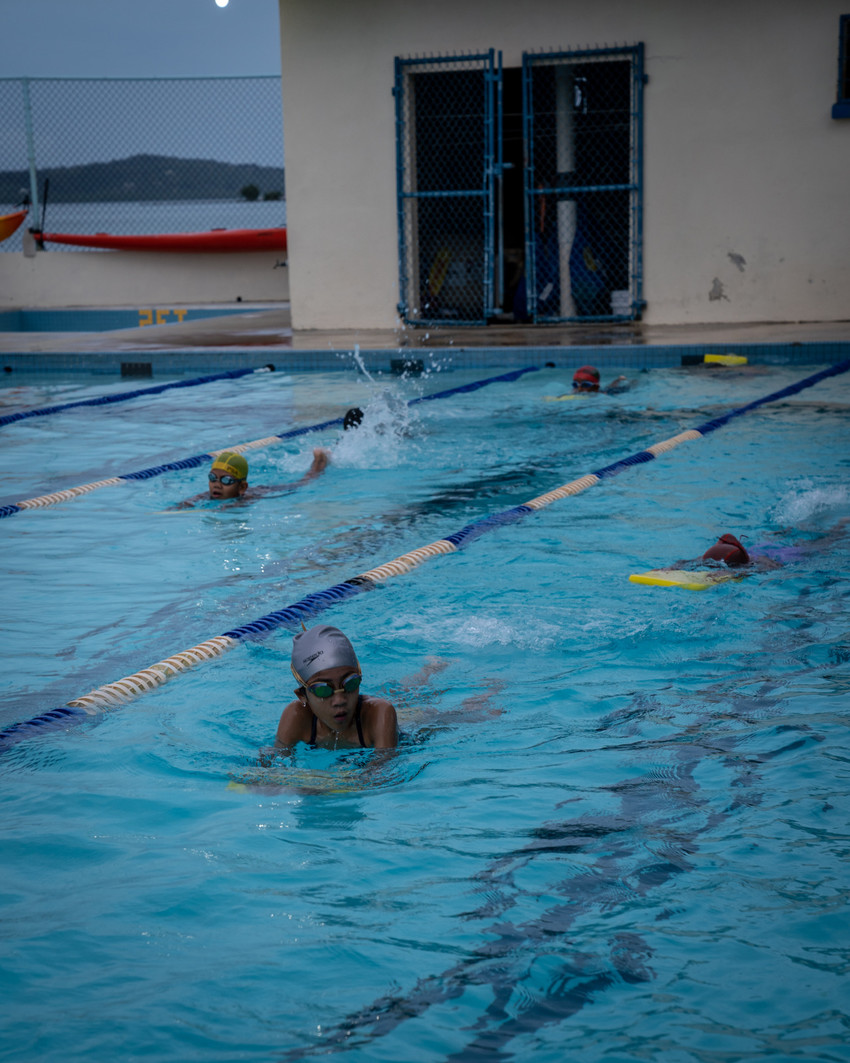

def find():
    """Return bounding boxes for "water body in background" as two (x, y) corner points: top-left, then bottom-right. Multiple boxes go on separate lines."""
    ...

(1, 198), (287, 254)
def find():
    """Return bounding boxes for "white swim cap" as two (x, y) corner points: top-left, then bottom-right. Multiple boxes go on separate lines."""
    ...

(291, 625), (360, 686)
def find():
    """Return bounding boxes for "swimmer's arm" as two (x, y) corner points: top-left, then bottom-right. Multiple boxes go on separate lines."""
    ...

(402, 656), (450, 688)
(260, 448), (332, 497)
(364, 696), (399, 749)
(301, 447), (331, 482)
(274, 699), (311, 748)
(166, 492), (207, 511)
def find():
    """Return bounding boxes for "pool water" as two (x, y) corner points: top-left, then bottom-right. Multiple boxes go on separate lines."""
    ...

(2, 361), (849, 1062)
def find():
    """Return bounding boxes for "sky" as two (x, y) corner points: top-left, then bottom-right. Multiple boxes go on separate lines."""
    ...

(0, 0), (284, 171)
(2, 0), (282, 79)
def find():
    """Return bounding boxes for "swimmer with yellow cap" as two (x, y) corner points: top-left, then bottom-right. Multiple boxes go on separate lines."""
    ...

(208, 450), (249, 500)
(169, 446), (330, 510)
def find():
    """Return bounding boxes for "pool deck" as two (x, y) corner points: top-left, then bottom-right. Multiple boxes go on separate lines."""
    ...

(2, 305), (849, 375)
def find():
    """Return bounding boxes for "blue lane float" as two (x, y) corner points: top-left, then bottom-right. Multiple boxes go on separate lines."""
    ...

(0, 364), (277, 428)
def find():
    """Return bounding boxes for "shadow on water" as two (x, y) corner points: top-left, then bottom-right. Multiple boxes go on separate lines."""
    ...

(269, 675), (829, 1061)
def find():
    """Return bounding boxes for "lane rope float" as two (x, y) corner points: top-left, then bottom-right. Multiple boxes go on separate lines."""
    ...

(0, 366), (539, 520)
(0, 364), (276, 429)
(3, 360), (847, 751)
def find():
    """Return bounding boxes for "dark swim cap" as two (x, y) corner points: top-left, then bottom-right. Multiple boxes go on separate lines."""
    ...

(343, 407), (364, 430)
(291, 625), (360, 686)
(702, 533), (750, 566)
(573, 365), (600, 389)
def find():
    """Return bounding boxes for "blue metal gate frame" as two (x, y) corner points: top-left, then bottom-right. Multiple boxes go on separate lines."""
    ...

(394, 50), (502, 326)
(522, 44), (645, 323)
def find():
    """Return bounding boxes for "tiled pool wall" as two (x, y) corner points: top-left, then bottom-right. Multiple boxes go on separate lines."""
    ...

(0, 305), (280, 334)
(1, 342), (848, 379)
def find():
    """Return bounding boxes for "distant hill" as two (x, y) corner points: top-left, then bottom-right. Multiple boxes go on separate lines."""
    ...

(0, 154), (285, 204)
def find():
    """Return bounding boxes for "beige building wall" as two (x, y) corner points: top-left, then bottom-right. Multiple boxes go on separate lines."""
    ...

(278, 0), (849, 330)
(0, 251), (288, 310)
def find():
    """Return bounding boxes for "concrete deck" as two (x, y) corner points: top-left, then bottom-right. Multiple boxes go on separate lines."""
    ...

(1, 305), (849, 374)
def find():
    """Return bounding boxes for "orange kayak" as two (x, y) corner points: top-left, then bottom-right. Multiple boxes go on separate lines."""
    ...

(0, 209), (28, 242)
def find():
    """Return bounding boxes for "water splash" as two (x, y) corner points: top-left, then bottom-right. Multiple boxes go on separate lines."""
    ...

(772, 481), (849, 526)
(332, 382), (421, 468)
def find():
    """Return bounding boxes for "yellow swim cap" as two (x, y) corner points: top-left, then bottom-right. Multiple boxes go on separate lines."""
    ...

(211, 451), (248, 480)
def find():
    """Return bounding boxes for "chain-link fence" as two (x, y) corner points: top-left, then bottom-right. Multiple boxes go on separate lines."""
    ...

(395, 46), (643, 326)
(395, 52), (499, 326)
(523, 47), (643, 323)
(0, 76), (285, 253)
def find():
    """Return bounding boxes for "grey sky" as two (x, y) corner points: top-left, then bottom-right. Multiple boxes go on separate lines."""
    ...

(2, 0), (281, 79)
(0, 0), (284, 173)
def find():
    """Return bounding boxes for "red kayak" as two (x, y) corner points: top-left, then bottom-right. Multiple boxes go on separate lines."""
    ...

(35, 226), (287, 253)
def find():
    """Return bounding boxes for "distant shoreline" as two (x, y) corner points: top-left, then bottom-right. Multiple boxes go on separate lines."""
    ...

(0, 152), (285, 205)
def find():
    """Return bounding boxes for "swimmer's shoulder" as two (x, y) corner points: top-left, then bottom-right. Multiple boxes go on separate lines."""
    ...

(275, 698), (312, 747)
(361, 693), (398, 749)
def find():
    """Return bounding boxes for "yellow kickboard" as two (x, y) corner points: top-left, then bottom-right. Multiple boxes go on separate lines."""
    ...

(542, 393), (587, 402)
(704, 354), (748, 366)
(629, 568), (745, 591)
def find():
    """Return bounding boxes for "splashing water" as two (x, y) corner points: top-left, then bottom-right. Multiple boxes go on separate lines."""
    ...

(771, 481), (848, 526)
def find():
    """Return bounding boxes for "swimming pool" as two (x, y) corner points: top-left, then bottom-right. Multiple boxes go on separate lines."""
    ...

(2, 360), (849, 1061)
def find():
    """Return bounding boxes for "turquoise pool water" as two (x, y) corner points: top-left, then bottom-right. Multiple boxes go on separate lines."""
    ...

(2, 362), (849, 1061)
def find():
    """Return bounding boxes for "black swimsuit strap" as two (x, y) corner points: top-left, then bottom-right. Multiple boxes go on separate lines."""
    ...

(310, 694), (366, 747)
(355, 694), (366, 748)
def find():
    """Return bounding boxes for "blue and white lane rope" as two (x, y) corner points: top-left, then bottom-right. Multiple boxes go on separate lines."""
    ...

(0, 367), (539, 520)
(2, 359), (847, 752)
(0, 364), (277, 429)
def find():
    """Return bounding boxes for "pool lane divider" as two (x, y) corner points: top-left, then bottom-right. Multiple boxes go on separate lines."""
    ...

(3, 359), (848, 753)
(0, 364), (277, 429)
(0, 366), (539, 520)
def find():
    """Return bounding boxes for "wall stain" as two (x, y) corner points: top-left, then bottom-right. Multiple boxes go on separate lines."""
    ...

(709, 278), (729, 301)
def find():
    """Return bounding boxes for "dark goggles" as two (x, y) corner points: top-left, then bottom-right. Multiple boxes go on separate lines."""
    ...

(306, 673), (362, 699)
(209, 472), (242, 485)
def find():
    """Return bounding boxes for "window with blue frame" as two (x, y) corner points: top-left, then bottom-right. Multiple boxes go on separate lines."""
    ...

(833, 14), (850, 118)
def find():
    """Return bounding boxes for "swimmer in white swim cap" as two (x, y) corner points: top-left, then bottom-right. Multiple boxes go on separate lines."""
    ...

(275, 625), (398, 750)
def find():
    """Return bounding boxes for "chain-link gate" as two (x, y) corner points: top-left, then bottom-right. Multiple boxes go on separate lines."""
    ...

(522, 45), (644, 323)
(0, 76), (285, 254)
(395, 45), (644, 327)
(394, 51), (501, 326)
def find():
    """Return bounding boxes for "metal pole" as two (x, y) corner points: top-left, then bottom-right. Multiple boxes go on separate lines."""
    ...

(22, 79), (41, 225)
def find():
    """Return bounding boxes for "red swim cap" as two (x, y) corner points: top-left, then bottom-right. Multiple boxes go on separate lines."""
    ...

(573, 365), (600, 390)
(702, 533), (750, 566)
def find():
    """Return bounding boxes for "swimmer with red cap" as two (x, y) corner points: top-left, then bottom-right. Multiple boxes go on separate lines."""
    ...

(701, 523), (849, 569)
(702, 533), (750, 566)
(569, 365), (630, 395)
(275, 625), (398, 749)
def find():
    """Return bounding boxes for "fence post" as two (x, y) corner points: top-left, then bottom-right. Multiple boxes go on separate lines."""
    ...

(21, 78), (41, 223)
